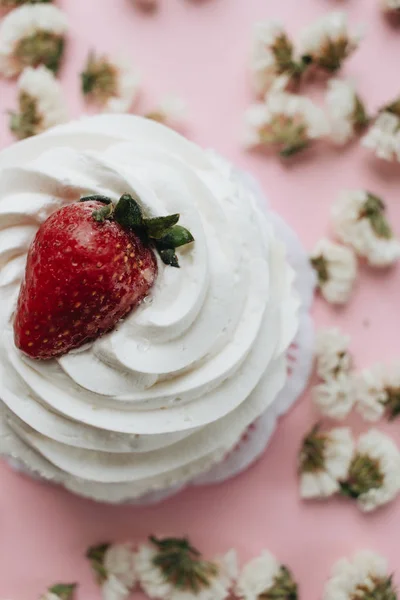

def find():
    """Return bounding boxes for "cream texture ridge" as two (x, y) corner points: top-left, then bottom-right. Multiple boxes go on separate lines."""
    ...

(0, 115), (300, 502)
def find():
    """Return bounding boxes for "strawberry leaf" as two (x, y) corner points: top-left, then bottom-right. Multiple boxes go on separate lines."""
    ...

(114, 193), (144, 229)
(156, 225), (194, 250)
(145, 214), (180, 239)
(158, 248), (180, 268)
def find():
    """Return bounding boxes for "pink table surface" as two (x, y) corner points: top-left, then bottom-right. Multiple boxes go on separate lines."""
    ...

(1, 0), (400, 598)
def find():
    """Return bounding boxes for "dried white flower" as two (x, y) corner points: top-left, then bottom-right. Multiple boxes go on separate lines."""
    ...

(332, 189), (400, 267)
(10, 65), (68, 139)
(299, 425), (354, 499)
(311, 238), (357, 305)
(362, 111), (400, 162)
(40, 585), (76, 600)
(0, 4), (68, 77)
(244, 88), (329, 156)
(101, 575), (130, 600)
(0, 0), (53, 7)
(382, 0), (400, 12)
(326, 79), (369, 145)
(250, 21), (305, 95)
(315, 328), (352, 380)
(145, 96), (187, 129)
(323, 551), (395, 600)
(236, 551), (298, 600)
(299, 12), (363, 74)
(132, 0), (158, 10)
(313, 373), (356, 420)
(355, 363), (400, 422)
(135, 537), (237, 600)
(341, 429), (400, 512)
(87, 543), (136, 600)
(103, 544), (136, 589)
(81, 52), (140, 113)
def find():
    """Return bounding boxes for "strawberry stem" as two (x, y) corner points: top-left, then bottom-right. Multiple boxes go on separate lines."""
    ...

(83, 192), (194, 268)
(92, 204), (114, 222)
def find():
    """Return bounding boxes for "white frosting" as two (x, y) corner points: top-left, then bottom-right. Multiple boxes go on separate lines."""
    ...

(0, 115), (300, 502)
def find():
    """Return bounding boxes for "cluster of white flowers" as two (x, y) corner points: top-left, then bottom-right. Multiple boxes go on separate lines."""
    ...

(244, 82), (329, 156)
(355, 362), (400, 422)
(362, 111), (400, 162)
(332, 189), (400, 267)
(326, 79), (369, 145)
(235, 551), (298, 600)
(299, 425), (400, 511)
(323, 551), (396, 600)
(310, 238), (357, 305)
(314, 329), (400, 425)
(245, 12), (364, 158)
(10, 65), (68, 138)
(313, 328), (355, 419)
(145, 96), (187, 129)
(81, 52), (141, 114)
(344, 429), (400, 512)
(299, 12), (363, 73)
(299, 425), (355, 499)
(0, 4), (68, 77)
(250, 12), (362, 97)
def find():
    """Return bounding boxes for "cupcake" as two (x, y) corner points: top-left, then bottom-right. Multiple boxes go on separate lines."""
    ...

(0, 115), (312, 503)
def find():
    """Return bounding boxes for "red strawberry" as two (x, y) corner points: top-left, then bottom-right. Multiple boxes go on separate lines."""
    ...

(14, 198), (158, 360)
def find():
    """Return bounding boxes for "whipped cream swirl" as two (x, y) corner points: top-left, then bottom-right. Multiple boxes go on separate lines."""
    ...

(0, 115), (300, 502)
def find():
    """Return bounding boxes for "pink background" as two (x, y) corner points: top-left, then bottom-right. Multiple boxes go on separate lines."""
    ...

(1, 0), (400, 598)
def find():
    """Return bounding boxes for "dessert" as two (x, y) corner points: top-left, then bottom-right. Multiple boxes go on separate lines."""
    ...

(0, 114), (305, 503)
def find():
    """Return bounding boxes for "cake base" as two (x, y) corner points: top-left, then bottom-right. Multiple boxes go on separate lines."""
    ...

(5, 170), (316, 505)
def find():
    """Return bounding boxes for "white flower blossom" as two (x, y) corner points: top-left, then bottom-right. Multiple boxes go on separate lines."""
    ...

(250, 21), (301, 95)
(236, 551), (298, 600)
(103, 544), (136, 589)
(362, 111), (400, 162)
(326, 79), (369, 145)
(315, 328), (352, 380)
(382, 0), (400, 12)
(341, 429), (400, 512)
(10, 65), (68, 139)
(299, 12), (363, 73)
(81, 52), (140, 113)
(87, 543), (136, 600)
(135, 537), (237, 600)
(311, 238), (357, 305)
(356, 363), (400, 422)
(146, 96), (187, 129)
(355, 365), (387, 422)
(323, 551), (395, 600)
(0, 4), (68, 77)
(133, 0), (158, 10)
(299, 426), (354, 499)
(332, 189), (400, 267)
(244, 88), (329, 156)
(313, 373), (356, 420)
(102, 575), (130, 600)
